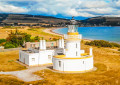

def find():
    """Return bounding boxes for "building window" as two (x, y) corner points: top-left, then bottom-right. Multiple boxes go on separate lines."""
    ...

(76, 43), (77, 48)
(59, 61), (61, 67)
(32, 58), (35, 61)
(76, 52), (77, 56)
(48, 55), (51, 60)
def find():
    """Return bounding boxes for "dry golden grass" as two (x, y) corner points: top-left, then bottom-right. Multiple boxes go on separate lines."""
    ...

(0, 27), (120, 84)
(0, 75), (25, 85)
(33, 44), (120, 85)
(0, 43), (120, 85)
(0, 50), (26, 72)
(0, 27), (60, 40)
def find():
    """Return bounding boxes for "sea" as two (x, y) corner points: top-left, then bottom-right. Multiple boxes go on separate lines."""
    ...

(53, 27), (120, 43)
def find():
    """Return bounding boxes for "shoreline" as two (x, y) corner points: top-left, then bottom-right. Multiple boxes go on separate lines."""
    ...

(43, 27), (64, 37)
(44, 27), (120, 43)
(43, 27), (91, 41)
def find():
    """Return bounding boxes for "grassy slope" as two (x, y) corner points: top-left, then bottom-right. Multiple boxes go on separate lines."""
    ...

(0, 27), (60, 40)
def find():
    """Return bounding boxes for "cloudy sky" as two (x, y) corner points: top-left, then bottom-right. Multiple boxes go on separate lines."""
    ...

(0, 0), (120, 20)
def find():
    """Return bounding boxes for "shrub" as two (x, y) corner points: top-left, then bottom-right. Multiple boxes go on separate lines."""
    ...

(0, 39), (6, 44)
(85, 40), (120, 48)
(34, 36), (40, 41)
(4, 42), (16, 49)
(111, 42), (120, 48)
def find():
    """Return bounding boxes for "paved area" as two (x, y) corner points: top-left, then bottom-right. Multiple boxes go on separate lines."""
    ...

(0, 65), (97, 82)
(0, 65), (50, 82)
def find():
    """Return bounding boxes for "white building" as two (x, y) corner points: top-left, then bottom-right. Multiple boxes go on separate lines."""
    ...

(19, 40), (54, 66)
(19, 17), (94, 73)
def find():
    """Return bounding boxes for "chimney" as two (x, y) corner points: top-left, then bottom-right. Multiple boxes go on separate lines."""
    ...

(39, 40), (43, 50)
(90, 47), (93, 56)
(43, 40), (46, 50)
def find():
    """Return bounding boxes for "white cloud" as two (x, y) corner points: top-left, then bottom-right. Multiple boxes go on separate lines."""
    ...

(0, 2), (28, 13)
(0, 0), (120, 17)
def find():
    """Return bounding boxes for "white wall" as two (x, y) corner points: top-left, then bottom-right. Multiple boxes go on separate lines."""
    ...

(19, 51), (30, 65)
(53, 57), (93, 72)
(39, 50), (54, 65)
(65, 40), (81, 57)
(29, 53), (39, 66)
(19, 49), (54, 66)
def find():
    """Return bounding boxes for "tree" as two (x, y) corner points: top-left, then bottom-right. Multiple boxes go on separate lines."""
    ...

(5, 31), (32, 48)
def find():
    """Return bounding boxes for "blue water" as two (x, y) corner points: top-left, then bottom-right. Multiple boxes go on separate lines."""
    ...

(53, 27), (120, 43)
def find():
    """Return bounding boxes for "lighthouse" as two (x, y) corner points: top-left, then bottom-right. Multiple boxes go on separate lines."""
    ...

(53, 17), (94, 73)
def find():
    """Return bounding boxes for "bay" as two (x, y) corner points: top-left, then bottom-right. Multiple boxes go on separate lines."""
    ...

(53, 27), (120, 43)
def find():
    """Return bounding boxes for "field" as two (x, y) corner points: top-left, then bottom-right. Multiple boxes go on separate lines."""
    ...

(34, 44), (120, 85)
(0, 26), (60, 40)
(0, 50), (26, 72)
(0, 26), (120, 85)
(0, 43), (120, 85)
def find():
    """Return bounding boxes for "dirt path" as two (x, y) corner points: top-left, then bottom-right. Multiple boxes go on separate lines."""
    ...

(0, 65), (51, 82)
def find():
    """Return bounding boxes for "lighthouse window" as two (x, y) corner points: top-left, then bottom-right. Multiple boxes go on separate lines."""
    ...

(76, 43), (77, 48)
(59, 61), (61, 67)
(76, 52), (78, 56)
(83, 61), (84, 64)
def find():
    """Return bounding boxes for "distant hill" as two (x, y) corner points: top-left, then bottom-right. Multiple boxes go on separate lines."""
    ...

(0, 13), (69, 27)
(81, 16), (120, 26)
(0, 14), (120, 26)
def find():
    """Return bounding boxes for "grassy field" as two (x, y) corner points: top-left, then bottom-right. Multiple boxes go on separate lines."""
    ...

(0, 44), (120, 85)
(0, 26), (120, 85)
(0, 26), (60, 40)
(0, 50), (26, 72)
(34, 44), (120, 85)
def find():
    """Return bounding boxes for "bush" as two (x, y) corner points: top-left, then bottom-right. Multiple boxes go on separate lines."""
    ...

(34, 36), (40, 41)
(4, 42), (16, 49)
(111, 42), (120, 48)
(0, 39), (6, 44)
(85, 40), (120, 48)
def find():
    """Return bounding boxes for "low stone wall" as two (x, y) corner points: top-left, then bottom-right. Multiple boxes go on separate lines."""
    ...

(0, 47), (22, 52)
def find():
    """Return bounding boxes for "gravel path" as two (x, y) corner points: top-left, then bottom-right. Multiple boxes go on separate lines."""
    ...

(0, 65), (50, 82)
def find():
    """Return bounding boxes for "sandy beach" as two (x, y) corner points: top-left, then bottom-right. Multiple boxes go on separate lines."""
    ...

(43, 27), (63, 37)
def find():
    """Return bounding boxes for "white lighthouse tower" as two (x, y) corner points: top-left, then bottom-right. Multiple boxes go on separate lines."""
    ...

(53, 17), (94, 73)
